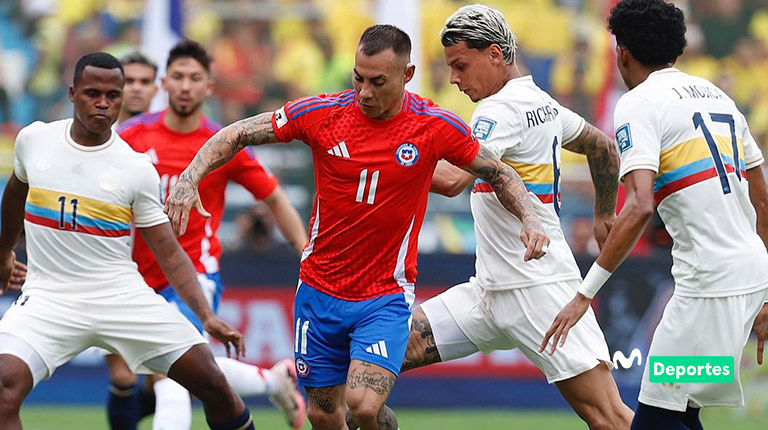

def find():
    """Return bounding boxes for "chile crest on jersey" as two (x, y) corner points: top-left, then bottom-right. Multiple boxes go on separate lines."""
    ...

(395, 142), (419, 166)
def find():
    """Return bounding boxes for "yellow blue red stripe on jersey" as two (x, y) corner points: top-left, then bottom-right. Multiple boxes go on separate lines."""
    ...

(654, 135), (746, 205)
(25, 187), (132, 237)
(473, 161), (560, 205)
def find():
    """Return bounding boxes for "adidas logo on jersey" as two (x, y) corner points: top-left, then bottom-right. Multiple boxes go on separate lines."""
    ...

(365, 340), (388, 358)
(327, 141), (350, 158)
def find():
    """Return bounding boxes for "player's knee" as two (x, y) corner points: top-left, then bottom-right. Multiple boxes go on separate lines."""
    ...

(195, 370), (232, 402)
(109, 368), (137, 387)
(106, 355), (137, 386)
(0, 379), (24, 415)
(347, 400), (381, 425)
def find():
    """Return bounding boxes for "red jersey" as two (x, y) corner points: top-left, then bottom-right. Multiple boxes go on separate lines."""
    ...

(272, 89), (479, 300)
(118, 111), (278, 290)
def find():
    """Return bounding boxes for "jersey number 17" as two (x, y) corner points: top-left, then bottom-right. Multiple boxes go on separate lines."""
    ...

(692, 112), (740, 195)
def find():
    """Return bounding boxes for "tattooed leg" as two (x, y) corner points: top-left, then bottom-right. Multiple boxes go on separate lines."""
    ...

(305, 385), (346, 430)
(345, 361), (398, 430)
(402, 306), (441, 372)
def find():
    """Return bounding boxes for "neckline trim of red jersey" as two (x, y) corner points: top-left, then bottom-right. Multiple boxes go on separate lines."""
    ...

(159, 110), (212, 136)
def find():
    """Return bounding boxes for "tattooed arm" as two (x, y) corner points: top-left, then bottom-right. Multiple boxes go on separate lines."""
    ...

(458, 145), (550, 260)
(140, 223), (246, 358)
(165, 112), (279, 235)
(562, 123), (619, 248)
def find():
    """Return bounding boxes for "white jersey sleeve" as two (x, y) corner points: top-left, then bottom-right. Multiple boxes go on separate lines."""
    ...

(614, 94), (662, 179)
(558, 103), (586, 145)
(740, 112), (764, 169)
(133, 161), (168, 228)
(470, 99), (523, 158)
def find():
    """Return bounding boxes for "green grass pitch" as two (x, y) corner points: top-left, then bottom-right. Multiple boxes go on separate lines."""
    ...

(18, 406), (768, 429)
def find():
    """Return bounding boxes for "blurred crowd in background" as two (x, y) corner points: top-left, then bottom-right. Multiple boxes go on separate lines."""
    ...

(0, 0), (766, 256)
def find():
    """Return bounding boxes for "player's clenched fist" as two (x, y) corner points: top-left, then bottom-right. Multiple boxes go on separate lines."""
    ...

(164, 178), (210, 236)
(203, 316), (246, 359)
(520, 218), (550, 261)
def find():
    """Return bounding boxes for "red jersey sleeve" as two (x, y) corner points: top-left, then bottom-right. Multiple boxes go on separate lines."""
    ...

(226, 148), (279, 199)
(428, 105), (480, 166)
(271, 91), (354, 146)
(117, 123), (141, 151)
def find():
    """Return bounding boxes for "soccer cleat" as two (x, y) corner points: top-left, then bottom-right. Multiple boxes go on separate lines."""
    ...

(268, 359), (306, 429)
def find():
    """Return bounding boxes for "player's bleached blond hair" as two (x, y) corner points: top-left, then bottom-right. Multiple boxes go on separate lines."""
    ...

(439, 4), (517, 65)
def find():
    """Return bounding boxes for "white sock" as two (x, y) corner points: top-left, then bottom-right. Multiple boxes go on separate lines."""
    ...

(152, 378), (192, 430)
(214, 356), (277, 397)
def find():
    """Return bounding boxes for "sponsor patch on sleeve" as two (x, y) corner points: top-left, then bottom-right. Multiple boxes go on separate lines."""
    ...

(274, 107), (288, 129)
(472, 118), (497, 141)
(615, 123), (632, 154)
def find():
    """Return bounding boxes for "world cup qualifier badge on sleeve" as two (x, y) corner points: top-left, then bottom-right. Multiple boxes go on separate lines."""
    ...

(472, 118), (496, 141)
(616, 123), (632, 154)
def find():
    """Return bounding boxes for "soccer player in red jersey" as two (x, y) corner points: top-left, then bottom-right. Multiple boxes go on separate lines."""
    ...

(112, 40), (308, 430)
(165, 26), (549, 430)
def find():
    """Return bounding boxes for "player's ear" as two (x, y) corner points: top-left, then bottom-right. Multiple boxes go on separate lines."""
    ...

(403, 63), (416, 85)
(617, 45), (631, 69)
(150, 83), (159, 99)
(161, 76), (169, 92)
(489, 44), (504, 65)
(68, 85), (76, 103)
(205, 78), (214, 97)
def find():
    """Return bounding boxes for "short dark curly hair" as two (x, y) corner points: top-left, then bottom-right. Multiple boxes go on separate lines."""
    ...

(608, 0), (687, 66)
(167, 39), (213, 74)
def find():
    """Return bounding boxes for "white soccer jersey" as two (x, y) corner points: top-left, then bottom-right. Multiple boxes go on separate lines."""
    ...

(615, 67), (768, 297)
(14, 119), (169, 297)
(470, 75), (585, 290)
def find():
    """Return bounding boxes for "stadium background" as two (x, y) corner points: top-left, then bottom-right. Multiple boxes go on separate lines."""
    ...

(1, 0), (768, 428)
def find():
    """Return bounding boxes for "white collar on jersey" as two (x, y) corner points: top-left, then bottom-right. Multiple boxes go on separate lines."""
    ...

(648, 67), (680, 79)
(64, 119), (116, 152)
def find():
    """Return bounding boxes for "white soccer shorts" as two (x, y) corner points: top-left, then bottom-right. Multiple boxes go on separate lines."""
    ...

(0, 286), (206, 384)
(638, 287), (768, 411)
(421, 279), (612, 383)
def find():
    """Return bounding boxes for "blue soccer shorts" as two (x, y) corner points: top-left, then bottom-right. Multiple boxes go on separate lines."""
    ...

(293, 281), (411, 387)
(158, 272), (223, 334)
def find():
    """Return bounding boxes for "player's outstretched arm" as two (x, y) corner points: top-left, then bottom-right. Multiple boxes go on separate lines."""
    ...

(165, 112), (279, 235)
(263, 186), (308, 256)
(139, 223), (246, 358)
(746, 165), (768, 364)
(0, 174), (29, 294)
(562, 123), (620, 249)
(540, 169), (655, 355)
(430, 160), (475, 197)
(459, 145), (549, 261)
